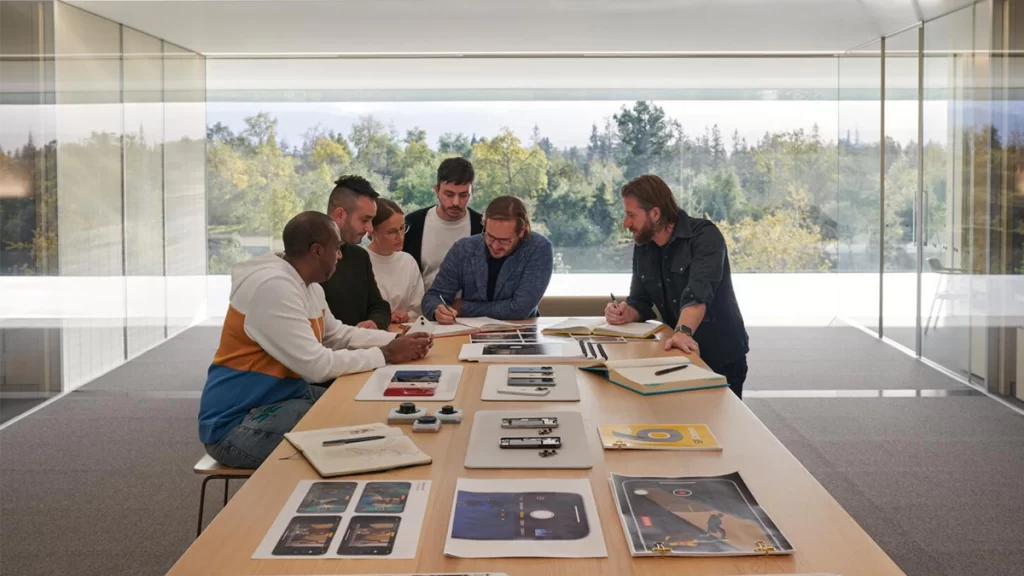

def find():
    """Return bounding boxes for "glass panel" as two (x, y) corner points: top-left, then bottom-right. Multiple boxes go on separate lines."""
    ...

(882, 28), (921, 352)
(163, 43), (207, 337)
(0, 0), (59, 422)
(837, 44), (882, 332)
(123, 28), (166, 358)
(921, 4), (977, 380)
(53, 3), (125, 391)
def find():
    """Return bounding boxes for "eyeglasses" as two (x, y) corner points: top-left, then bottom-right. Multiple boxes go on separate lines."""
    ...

(384, 225), (409, 240)
(485, 232), (515, 248)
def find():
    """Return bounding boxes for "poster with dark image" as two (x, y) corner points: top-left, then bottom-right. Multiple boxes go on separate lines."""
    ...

(451, 491), (590, 541)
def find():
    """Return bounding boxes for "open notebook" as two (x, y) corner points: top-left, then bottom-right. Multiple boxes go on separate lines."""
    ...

(405, 316), (521, 337)
(580, 356), (727, 396)
(284, 423), (432, 478)
(542, 318), (664, 339)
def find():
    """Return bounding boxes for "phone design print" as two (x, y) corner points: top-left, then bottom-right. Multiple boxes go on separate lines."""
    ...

(337, 515), (401, 556)
(355, 481), (411, 513)
(272, 515), (340, 556)
(296, 482), (357, 513)
(451, 491), (589, 541)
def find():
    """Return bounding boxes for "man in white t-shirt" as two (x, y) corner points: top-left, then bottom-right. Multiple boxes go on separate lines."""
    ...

(402, 158), (483, 290)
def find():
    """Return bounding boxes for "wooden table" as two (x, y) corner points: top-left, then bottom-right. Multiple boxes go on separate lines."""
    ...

(168, 321), (905, 576)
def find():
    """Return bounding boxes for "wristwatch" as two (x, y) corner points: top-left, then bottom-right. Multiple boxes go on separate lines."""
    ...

(674, 325), (693, 337)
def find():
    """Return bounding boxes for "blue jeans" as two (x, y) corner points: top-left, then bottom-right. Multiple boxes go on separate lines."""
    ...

(205, 385), (325, 469)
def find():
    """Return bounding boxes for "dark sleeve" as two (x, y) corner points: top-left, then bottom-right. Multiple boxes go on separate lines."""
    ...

(625, 247), (657, 321)
(680, 222), (726, 309)
(364, 255), (392, 329)
(402, 208), (426, 269)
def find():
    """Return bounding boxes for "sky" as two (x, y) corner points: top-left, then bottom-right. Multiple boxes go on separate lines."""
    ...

(0, 98), (954, 152)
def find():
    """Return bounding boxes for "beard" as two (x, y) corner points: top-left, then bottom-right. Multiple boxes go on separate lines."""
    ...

(632, 221), (655, 245)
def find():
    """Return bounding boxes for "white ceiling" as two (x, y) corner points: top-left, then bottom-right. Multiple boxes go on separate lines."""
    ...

(66, 0), (977, 57)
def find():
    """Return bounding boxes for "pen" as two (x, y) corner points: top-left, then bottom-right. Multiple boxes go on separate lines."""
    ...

(653, 364), (689, 376)
(438, 295), (456, 317)
(322, 435), (385, 447)
(610, 293), (618, 304)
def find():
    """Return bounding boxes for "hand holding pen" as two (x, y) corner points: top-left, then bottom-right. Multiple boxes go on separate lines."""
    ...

(435, 295), (459, 325)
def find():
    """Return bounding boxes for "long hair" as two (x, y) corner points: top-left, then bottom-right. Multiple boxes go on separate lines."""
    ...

(484, 196), (531, 240)
(621, 174), (680, 230)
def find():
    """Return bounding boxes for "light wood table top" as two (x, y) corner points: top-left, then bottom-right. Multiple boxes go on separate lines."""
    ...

(168, 320), (904, 576)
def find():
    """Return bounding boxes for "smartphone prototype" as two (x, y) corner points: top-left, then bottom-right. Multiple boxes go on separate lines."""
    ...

(272, 516), (340, 556)
(392, 370), (442, 383)
(383, 380), (438, 397)
(337, 516), (401, 556)
(496, 387), (550, 397)
(297, 481), (357, 514)
(499, 436), (562, 449)
(501, 417), (559, 429)
(506, 377), (555, 386)
(508, 366), (554, 374)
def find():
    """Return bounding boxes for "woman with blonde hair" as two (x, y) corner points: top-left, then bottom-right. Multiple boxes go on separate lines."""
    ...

(367, 198), (425, 325)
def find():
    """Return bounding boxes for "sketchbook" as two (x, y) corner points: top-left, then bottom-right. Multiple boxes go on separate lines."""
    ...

(580, 356), (726, 396)
(542, 318), (663, 339)
(404, 316), (522, 337)
(284, 423), (432, 478)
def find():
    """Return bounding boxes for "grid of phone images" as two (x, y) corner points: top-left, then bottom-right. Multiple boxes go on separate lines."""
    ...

(469, 326), (543, 344)
(253, 479), (431, 559)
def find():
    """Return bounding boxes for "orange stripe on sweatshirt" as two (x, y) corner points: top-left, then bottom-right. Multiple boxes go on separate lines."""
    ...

(213, 305), (322, 379)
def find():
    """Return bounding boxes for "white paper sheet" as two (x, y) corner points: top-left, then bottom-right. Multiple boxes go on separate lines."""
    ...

(355, 365), (463, 401)
(444, 478), (607, 558)
(253, 479), (431, 560)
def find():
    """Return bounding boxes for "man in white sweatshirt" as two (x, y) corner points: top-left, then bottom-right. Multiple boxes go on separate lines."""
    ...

(198, 211), (432, 468)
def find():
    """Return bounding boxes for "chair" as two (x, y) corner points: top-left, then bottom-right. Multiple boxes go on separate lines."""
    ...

(194, 454), (253, 537)
(924, 257), (968, 335)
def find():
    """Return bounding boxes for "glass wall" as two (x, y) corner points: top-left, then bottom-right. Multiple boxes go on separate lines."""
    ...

(0, 1), (207, 423)
(205, 57), (844, 324)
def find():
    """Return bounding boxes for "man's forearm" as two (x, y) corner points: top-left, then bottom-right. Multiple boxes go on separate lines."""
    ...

(675, 304), (707, 333)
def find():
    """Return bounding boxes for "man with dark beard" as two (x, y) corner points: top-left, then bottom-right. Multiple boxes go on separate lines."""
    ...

(605, 174), (749, 398)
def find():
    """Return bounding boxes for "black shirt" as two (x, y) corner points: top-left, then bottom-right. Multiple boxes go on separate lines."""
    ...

(320, 243), (392, 329)
(626, 209), (749, 371)
(486, 253), (507, 301)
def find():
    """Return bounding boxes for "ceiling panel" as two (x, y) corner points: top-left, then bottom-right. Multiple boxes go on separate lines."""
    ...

(63, 0), (977, 56)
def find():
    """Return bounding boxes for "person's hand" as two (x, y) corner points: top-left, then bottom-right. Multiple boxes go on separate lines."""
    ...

(604, 301), (639, 325)
(355, 320), (378, 330)
(381, 332), (432, 364)
(663, 331), (700, 355)
(391, 309), (410, 325)
(435, 303), (458, 325)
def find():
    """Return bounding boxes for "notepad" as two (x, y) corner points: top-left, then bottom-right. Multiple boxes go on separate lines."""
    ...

(542, 318), (664, 339)
(284, 423), (432, 478)
(580, 356), (727, 395)
(404, 316), (522, 337)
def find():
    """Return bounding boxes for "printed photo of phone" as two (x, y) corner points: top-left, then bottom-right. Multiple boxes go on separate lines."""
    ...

(338, 516), (401, 556)
(297, 482), (357, 513)
(272, 515), (340, 556)
(451, 491), (589, 540)
(355, 481), (411, 513)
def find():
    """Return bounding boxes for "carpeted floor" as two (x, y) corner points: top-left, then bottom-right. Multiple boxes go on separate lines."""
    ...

(1, 322), (1023, 576)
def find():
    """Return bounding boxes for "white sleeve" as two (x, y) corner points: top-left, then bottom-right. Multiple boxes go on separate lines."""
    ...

(322, 304), (396, 353)
(407, 257), (426, 315)
(243, 277), (391, 382)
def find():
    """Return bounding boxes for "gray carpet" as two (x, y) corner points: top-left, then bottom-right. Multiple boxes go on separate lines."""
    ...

(1, 323), (1023, 576)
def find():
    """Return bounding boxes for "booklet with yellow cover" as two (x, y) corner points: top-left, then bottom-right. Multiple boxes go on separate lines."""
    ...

(598, 424), (722, 451)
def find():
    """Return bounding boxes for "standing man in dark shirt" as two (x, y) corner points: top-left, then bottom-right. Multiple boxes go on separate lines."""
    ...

(605, 174), (749, 397)
(321, 175), (392, 329)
